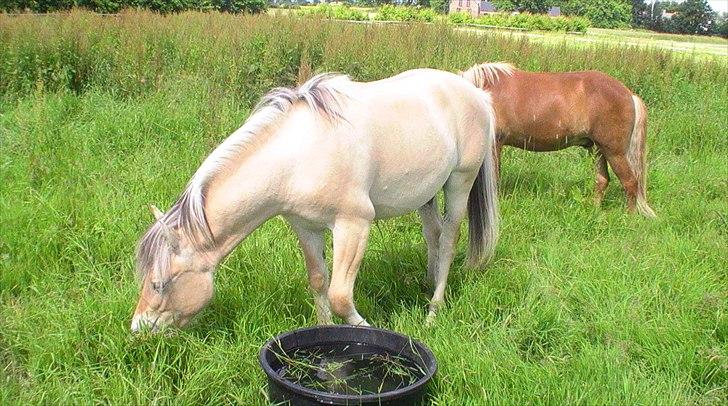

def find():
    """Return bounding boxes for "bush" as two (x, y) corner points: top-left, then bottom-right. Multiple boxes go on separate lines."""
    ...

(417, 7), (438, 22)
(375, 5), (412, 21)
(567, 16), (590, 32)
(560, 0), (631, 29)
(455, 12), (590, 33)
(448, 11), (474, 24)
(430, 0), (447, 14)
(374, 5), (437, 22)
(298, 4), (368, 21)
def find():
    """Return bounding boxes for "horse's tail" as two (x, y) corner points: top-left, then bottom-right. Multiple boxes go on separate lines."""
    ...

(627, 95), (656, 218)
(467, 93), (500, 267)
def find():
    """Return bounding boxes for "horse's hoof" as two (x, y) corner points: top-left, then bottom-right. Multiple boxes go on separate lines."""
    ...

(425, 312), (436, 327)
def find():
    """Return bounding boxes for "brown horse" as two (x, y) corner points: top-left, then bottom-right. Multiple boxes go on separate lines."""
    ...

(461, 63), (656, 218)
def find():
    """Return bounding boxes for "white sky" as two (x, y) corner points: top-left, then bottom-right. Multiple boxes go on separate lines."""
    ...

(708, 0), (728, 14)
(659, 1), (728, 14)
(707, 0), (728, 14)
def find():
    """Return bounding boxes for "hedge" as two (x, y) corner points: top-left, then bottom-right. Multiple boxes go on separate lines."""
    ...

(449, 11), (590, 33)
(297, 4), (368, 21)
(374, 5), (438, 23)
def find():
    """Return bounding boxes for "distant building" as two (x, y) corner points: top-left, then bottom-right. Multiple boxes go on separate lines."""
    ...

(449, 0), (497, 18)
(449, 1), (563, 18)
(548, 6), (560, 17)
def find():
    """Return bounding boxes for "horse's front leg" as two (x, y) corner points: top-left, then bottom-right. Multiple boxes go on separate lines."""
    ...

(328, 215), (372, 326)
(291, 225), (332, 325)
(418, 198), (442, 289)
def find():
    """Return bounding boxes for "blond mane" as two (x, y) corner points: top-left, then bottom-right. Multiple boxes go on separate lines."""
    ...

(136, 73), (351, 280)
(460, 62), (516, 89)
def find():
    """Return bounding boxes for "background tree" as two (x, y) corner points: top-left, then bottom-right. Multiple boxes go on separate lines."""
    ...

(77, 0), (125, 13)
(491, 0), (553, 13)
(491, 0), (517, 11)
(18, 0), (76, 12)
(640, 1), (678, 31)
(560, 0), (632, 28)
(518, 0), (551, 13)
(632, 0), (648, 27)
(717, 13), (728, 38)
(430, 0), (448, 13)
(670, 0), (716, 34)
(0, 0), (266, 13)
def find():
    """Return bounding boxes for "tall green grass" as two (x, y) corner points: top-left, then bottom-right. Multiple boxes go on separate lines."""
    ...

(1, 10), (726, 404)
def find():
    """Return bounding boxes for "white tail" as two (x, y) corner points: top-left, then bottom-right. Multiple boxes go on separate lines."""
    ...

(627, 95), (656, 218)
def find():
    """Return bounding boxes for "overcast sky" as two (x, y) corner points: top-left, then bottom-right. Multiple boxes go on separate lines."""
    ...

(655, 1), (728, 14)
(707, 0), (727, 14)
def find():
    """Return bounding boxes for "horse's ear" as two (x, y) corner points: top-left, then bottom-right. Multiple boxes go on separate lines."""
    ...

(160, 223), (180, 252)
(147, 204), (180, 251)
(148, 204), (165, 221)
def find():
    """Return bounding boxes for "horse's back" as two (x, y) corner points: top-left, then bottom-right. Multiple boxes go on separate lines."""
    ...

(355, 69), (493, 218)
(276, 69), (494, 221)
(491, 70), (635, 150)
(359, 68), (491, 120)
(360, 68), (492, 160)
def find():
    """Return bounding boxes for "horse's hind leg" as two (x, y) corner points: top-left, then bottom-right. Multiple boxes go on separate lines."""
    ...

(604, 153), (639, 213)
(495, 142), (503, 177)
(594, 150), (610, 207)
(418, 198), (442, 288)
(328, 216), (372, 326)
(291, 225), (332, 325)
(427, 170), (477, 324)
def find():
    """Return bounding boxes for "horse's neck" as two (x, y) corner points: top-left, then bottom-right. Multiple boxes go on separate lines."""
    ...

(201, 161), (283, 264)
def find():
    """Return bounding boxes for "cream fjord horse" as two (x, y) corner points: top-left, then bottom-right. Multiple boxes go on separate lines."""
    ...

(461, 63), (656, 218)
(131, 70), (499, 332)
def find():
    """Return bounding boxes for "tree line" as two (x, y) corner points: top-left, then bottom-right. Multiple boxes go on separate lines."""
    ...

(1, 0), (726, 37)
(632, 0), (727, 36)
(469, 0), (726, 35)
(0, 0), (267, 14)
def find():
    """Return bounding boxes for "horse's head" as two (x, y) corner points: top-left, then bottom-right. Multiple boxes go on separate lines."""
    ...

(131, 205), (215, 333)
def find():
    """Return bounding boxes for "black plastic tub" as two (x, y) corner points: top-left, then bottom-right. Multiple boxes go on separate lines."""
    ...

(259, 325), (437, 405)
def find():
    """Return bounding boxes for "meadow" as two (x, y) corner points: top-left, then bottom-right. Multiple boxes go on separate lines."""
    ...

(477, 27), (728, 60)
(1, 10), (726, 404)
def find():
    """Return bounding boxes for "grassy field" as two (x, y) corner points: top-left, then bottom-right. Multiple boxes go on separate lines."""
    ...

(461, 26), (728, 60)
(271, 6), (728, 59)
(1, 10), (727, 404)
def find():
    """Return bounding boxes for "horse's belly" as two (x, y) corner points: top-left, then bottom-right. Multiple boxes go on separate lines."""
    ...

(502, 129), (590, 151)
(370, 162), (453, 219)
(499, 105), (590, 151)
